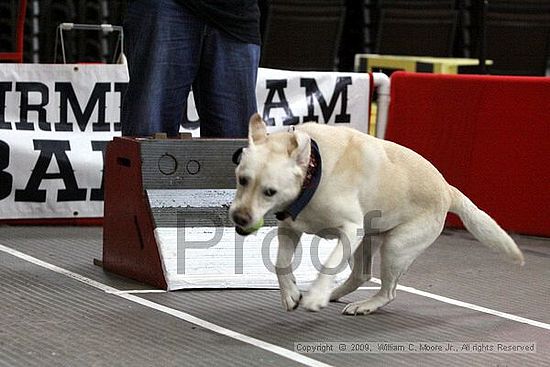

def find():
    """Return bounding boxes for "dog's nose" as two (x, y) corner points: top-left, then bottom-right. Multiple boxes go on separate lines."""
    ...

(232, 210), (251, 227)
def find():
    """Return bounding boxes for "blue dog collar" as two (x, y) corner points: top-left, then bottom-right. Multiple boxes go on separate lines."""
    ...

(275, 139), (322, 221)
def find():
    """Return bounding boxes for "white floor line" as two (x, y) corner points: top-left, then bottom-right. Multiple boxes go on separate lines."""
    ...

(369, 277), (550, 331)
(0, 244), (333, 367)
(106, 289), (167, 295)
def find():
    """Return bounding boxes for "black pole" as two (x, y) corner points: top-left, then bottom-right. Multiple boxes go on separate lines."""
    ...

(478, 0), (488, 74)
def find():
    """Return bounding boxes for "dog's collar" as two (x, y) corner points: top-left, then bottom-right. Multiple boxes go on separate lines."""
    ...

(275, 139), (322, 221)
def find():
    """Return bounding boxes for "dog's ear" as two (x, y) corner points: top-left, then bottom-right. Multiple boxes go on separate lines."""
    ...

(248, 113), (267, 145)
(289, 130), (311, 168)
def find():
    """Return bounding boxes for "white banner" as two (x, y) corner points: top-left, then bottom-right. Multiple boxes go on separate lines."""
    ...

(0, 63), (128, 220)
(0, 64), (371, 219)
(183, 68), (372, 135)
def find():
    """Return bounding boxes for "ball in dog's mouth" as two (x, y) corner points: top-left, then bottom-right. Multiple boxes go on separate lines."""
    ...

(235, 217), (264, 236)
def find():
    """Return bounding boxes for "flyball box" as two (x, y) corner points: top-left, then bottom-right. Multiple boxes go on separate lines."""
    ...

(102, 136), (349, 290)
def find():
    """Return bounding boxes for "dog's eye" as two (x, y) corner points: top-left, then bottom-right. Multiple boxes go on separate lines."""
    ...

(238, 177), (249, 187)
(263, 188), (277, 197)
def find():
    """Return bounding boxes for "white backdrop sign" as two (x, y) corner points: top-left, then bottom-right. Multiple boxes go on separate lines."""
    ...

(183, 67), (372, 135)
(0, 63), (128, 219)
(0, 65), (371, 219)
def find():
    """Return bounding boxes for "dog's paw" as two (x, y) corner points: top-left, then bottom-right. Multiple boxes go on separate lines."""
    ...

(280, 288), (302, 311)
(341, 298), (386, 316)
(300, 290), (330, 312)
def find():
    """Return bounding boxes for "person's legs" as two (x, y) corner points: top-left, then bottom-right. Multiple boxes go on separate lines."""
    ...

(121, 0), (203, 137)
(193, 27), (260, 138)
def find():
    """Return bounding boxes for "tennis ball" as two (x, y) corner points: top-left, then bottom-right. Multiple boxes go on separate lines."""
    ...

(236, 217), (264, 236)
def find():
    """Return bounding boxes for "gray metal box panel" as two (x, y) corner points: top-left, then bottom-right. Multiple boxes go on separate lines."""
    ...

(140, 139), (247, 190)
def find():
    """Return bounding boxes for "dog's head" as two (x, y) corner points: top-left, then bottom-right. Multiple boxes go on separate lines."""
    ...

(229, 114), (311, 235)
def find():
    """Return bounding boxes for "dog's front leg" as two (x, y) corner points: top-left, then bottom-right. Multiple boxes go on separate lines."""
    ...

(301, 226), (358, 312)
(276, 226), (302, 311)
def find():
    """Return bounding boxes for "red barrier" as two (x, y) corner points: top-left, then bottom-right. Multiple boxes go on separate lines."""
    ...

(0, 0), (27, 63)
(385, 72), (550, 236)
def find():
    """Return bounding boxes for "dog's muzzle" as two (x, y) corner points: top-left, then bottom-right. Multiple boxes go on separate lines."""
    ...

(232, 209), (251, 228)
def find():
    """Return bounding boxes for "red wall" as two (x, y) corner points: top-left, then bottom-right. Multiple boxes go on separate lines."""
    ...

(385, 72), (550, 236)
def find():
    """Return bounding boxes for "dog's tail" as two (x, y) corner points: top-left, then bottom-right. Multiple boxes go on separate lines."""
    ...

(448, 185), (524, 265)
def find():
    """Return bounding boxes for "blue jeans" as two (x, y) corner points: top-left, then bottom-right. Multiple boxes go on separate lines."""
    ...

(121, 0), (260, 138)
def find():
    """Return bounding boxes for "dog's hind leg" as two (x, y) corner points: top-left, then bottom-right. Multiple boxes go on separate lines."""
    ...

(330, 236), (379, 301)
(342, 217), (444, 315)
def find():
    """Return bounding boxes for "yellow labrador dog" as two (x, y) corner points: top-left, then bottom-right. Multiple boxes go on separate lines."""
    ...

(230, 114), (524, 315)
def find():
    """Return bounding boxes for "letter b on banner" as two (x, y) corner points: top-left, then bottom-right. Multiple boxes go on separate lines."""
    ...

(0, 141), (12, 200)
